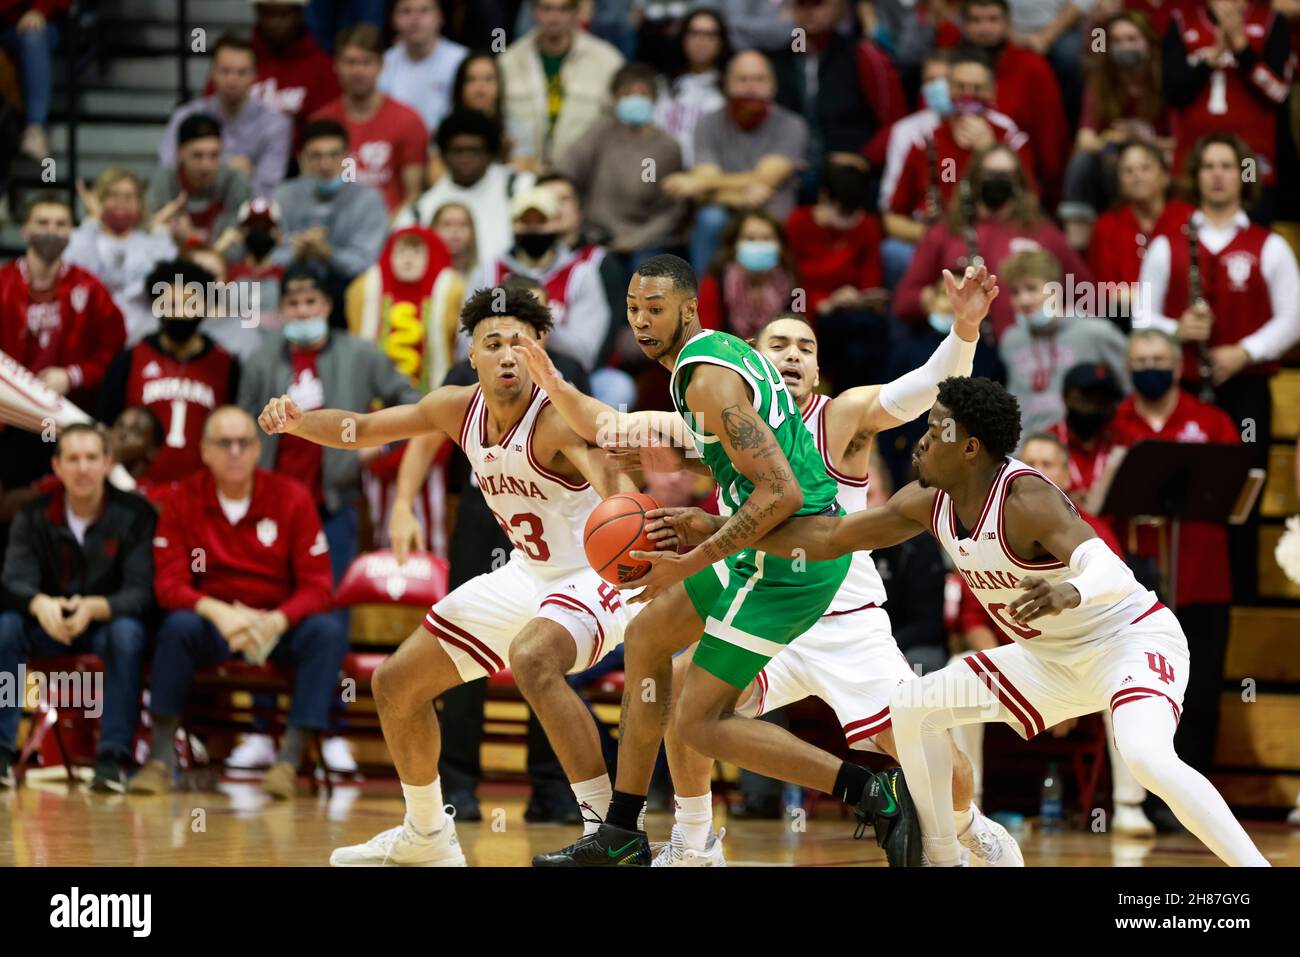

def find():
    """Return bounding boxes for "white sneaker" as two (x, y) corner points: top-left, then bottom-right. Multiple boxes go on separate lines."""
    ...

(651, 825), (727, 867)
(1112, 803), (1156, 837)
(227, 734), (276, 769)
(959, 812), (1024, 867)
(330, 818), (466, 867)
(321, 736), (357, 773)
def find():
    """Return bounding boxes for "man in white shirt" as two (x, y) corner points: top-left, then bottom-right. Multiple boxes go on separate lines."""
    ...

(378, 0), (468, 133)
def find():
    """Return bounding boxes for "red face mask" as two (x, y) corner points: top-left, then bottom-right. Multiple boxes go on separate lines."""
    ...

(727, 95), (771, 131)
(102, 208), (141, 234)
(951, 95), (990, 116)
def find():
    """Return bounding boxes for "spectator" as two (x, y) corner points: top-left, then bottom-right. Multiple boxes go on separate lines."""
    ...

(955, 0), (1070, 205)
(1106, 328), (1239, 776)
(712, 0), (800, 52)
(653, 7), (729, 168)
(883, 47), (1033, 276)
(0, 423), (155, 793)
(1059, 11), (1169, 250)
(998, 249), (1129, 433)
(313, 24), (429, 215)
(785, 157), (889, 389)
(1086, 140), (1194, 329)
(397, 109), (535, 268)
(159, 34), (292, 199)
(239, 262), (422, 587)
(223, 197), (287, 331)
(557, 62), (689, 279)
(867, 0), (962, 85)
(65, 169), (178, 345)
(697, 208), (796, 340)
(147, 114), (253, 256)
(108, 406), (166, 498)
(129, 406), (347, 798)
(1, 0), (59, 160)
(536, 171), (606, 251)
(95, 259), (240, 485)
(244, 0), (341, 138)
(896, 143), (1090, 339)
(450, 50), (534, 169)
(1047, 360), (1124, 500)
(378, 0), (468, 132)
(1163, 0), (1289, 202)
(664, 50), (809, 274)
(269, 118), (389, 297)
(498, 0), (625, 167)
(1006, 0), (1090, 126)
(429, 200), (478, 280)
(770, 0), (906, 196)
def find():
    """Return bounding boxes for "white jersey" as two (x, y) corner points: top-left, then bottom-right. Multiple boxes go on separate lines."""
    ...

(459, 383), (601, 571)
(801, 394), (888, 613)
(930, 456), (1160, 661)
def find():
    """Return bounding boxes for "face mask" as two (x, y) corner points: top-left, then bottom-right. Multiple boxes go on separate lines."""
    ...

(1131, 367), (1174, 400)
(283, 315), (329, 345)
(928, 312), (954, 334)
(1016, 305), (1056, 332)
(979, 172), (1015, 210)
(244, 228), (277, 260)
(29, 232), (69, 261)
(615, 94), (655, 126)
(515, 231), (559, 259)
(162, 318), (201, 344)
(727, 95), (771, 132)
(736, 240), (780, 273)
(951, 95), (989, 116)
(1111, 48), (1148, 68)
(313, 175), (345, 198)
(1066, 407), (1111, 441)
(101, 208), (141, 234)
(922, 78), (953, 118)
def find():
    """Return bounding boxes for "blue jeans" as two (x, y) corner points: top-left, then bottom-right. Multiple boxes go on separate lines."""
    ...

(689, 204), (734, 276)
(0, 610), (147, 760)
(149, 611), (348, 730)
(0, 22), (59, 126)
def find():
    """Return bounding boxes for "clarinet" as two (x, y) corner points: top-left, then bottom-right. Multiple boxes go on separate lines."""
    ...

(959, 177), (983, 270)
(1185, 223), (1216, 401)
(924, 135), (942, 224)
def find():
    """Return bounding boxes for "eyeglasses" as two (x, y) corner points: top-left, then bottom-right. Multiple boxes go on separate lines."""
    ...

(206, 437), (257, 452)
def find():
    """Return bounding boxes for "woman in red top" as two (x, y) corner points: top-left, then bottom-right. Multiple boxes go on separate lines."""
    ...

(1060, 10), (1171, 250)
(697, 208), (796, 341)
(1088, 140), (1194, 330)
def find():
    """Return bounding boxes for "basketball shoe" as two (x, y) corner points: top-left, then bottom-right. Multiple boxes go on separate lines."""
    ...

(330, 818), (466, 866)
(854, 767), (922, 867)
(532, 822), (649, 866)
(958, 809), (1024, 866)
(651, 825), (727, 867)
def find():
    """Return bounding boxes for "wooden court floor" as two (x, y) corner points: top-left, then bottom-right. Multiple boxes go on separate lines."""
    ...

(3, 773), (1297, 867)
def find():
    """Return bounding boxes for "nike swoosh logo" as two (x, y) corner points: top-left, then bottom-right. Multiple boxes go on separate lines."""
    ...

(879, 784), (897, 815)
(607, 838), (640, 859)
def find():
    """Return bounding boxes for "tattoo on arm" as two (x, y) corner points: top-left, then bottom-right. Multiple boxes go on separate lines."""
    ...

(721, 405), (766, 450)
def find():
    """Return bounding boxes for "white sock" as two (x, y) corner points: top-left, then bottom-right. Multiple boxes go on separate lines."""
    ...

(572, 774), (612, 836)
(954, 802), (975, 837)
(674, 793), (714, 851)
(402, 778), (445, 836)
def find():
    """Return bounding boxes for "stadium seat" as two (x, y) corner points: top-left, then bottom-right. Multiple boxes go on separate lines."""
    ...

(14, 654), (109, 784)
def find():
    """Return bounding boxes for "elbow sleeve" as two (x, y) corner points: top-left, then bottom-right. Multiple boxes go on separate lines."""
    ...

(878, 332), (977, 422)
(1066, 538), (1136, 608)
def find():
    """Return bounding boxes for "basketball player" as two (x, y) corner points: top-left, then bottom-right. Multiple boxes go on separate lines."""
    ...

(648, 310), (1020, 867)
(522, 255), (997, 867)
(257, 287), (642, 866)
(657, 377), (1269, 866)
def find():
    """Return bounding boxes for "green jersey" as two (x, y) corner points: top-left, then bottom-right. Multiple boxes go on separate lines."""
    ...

(670, 330), (838, 517)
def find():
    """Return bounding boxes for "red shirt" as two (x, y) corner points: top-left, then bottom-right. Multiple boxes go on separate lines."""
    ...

(0, 258), (125, 404)
(153, 468), (333, 625)
(273, 347), (325, 505)
(312, 96), (428, 212)
(239, 28), (341, 138)
(1047, 418), (1118, 496)
(887, 114), (1033, 220)
(1088, 200), (1195, 287)
(1108, 390), (1238, 606)
(784, 206), (883, 314)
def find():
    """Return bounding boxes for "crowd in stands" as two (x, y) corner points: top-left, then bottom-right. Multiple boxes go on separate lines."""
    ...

(1, 0), (1299, 820)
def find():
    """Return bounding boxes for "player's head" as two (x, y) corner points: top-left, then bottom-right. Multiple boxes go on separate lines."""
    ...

(461, 285), (555, 398)
(915, 377), (1022, 488)
(111, 406), (164, 476)
(627, 254), (698, 363)
(201, 405), (261, 487)
(1019, 431), (1070, 490)
(754, 313), (819, 404)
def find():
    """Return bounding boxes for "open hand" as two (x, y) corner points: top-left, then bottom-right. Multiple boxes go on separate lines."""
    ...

(943, 263), (999, 338)
(643, 506), (723, 550)
(619, 549), (695, 604)
(511, 332), (563, 393)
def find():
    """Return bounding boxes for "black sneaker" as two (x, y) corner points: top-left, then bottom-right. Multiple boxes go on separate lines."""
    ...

(0, 751), (15, 790)
(445, 789), (482, 822)
(853, 768), (922, 867)
(89, 754), (126, 794)
(532, 823), (650, 867)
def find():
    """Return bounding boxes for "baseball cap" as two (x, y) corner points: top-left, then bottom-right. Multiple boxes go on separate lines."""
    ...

(510, 187), (559, 222)
(1062, 362), (1123, 399)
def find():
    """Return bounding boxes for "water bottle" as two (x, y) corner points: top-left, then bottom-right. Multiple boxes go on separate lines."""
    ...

(1039, 760), (1064, 832)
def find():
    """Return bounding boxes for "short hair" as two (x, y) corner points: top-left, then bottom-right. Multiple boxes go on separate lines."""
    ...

(962, 0), (1010, 13)
(23, 190), (73, 223)
(1128, 327), (1180, 357)
(936, 377), (1022, 462)
(949, 45), (994, 75)
(336, 22), (383, 57)
(435, 108), (502, 156)
(998, 249), (1061, 286)
(203, 405), (257, 440)
(212, 34), (255, 63)
(1187, 132), (1258, 207)
(459, 285), (555, 339)
(55, 422), (108, 457)
(144, 257), (216, 303)
(300, 118), (349, 150)
(1021, 430), (1068, 462)
(822, 160), (870, 213)
(177, 112), (222, 147)
(280, 260), (332, 299)
(754, 312), (816, 347)
(633, 253), (698, 296)
(611, 62), (657, 95)
(118, 405), (166, 449)
(1117, 138), (1167, 171)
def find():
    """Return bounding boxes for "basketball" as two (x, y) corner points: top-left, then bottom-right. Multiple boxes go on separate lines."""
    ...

(583, 492), (661, 584)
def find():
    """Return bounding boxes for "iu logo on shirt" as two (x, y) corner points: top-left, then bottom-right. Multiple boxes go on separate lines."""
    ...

(1145, 651), (1175, 685)
(257, 518), (278, 547)
(357, 140), (392, 179)
(1223, 251), (1256, 291)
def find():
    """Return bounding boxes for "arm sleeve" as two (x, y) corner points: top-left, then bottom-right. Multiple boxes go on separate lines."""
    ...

(106, 504), (156, 618)
(1132, 235), (1180, 333)
(277, 488), (334, 626)
(67, 284), (127, 392)
(1162, 18), (1210, 109)
(878, 330), (978, 422)
(2, 508), (43, 609)
(1066, 536), (1140, 608)
(1231, 16), (1291, 108)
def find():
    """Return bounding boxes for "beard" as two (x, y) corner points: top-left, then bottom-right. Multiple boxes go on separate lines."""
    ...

(652, 309), (689, 362)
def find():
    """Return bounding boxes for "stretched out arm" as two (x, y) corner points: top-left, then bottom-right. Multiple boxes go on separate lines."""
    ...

(258, 385), (470, 449)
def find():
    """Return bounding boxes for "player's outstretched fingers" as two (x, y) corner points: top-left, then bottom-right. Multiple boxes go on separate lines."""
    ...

(1008, 576), (1048, 621)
